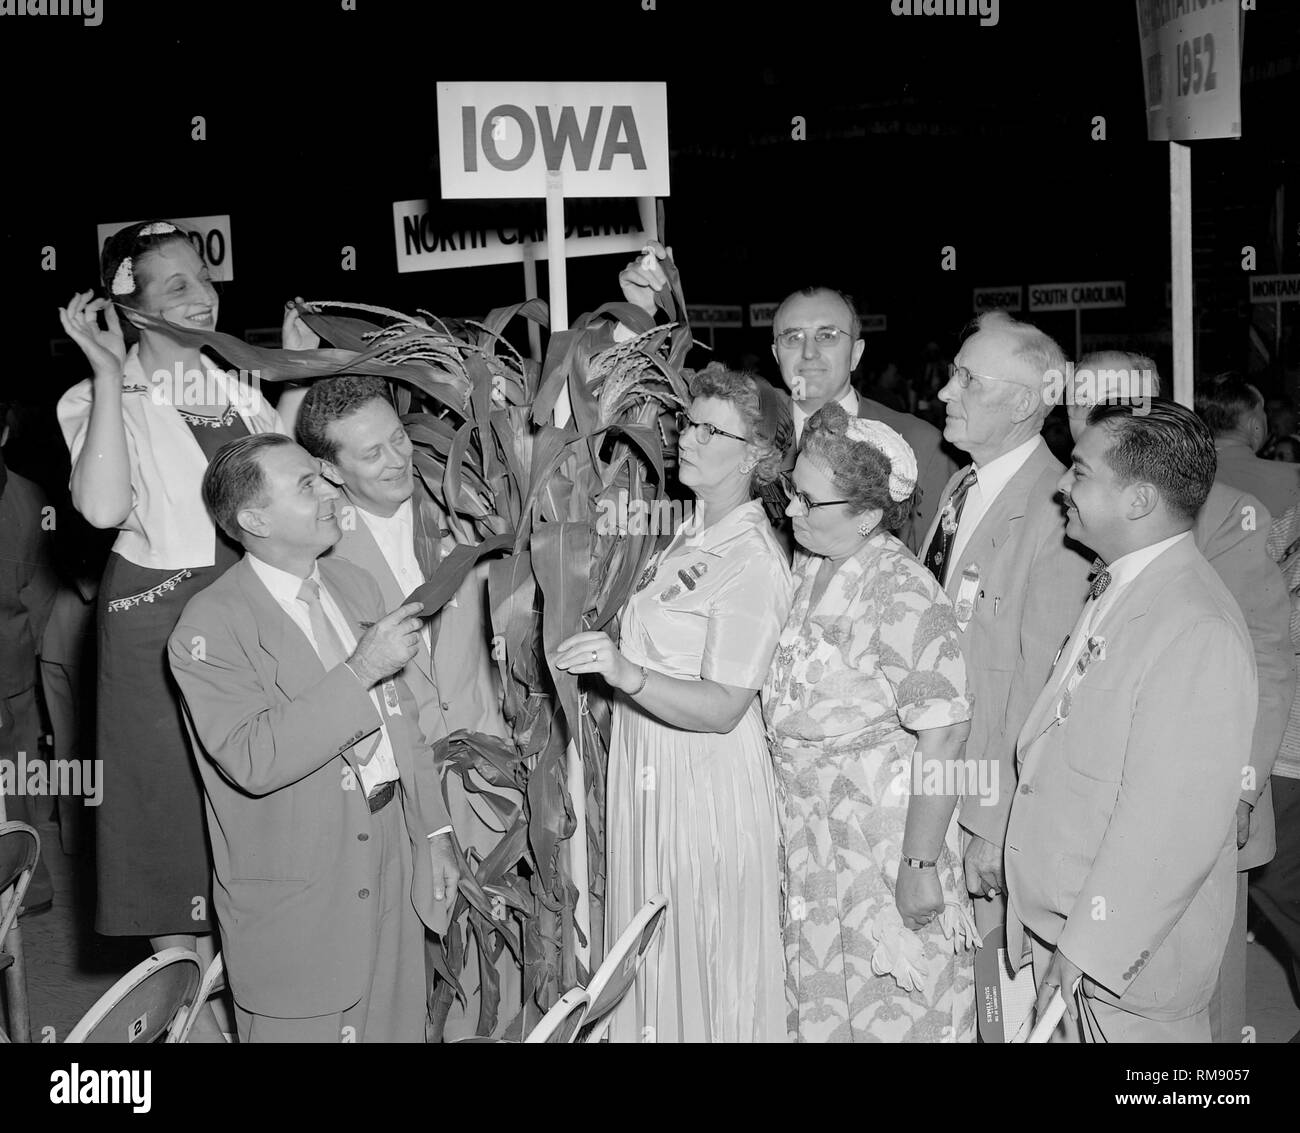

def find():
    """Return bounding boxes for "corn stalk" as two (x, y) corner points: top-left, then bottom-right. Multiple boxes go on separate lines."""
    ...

(130, 261), (694, 1038)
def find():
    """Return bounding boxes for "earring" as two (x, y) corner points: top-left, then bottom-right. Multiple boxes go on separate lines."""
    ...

(857, 519), (872, 536)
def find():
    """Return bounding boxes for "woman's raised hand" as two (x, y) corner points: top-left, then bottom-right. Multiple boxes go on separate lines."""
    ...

(58, 291), (127, 378)
(281, 297), (321, 351)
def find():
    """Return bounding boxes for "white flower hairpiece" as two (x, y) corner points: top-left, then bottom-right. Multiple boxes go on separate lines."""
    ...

(110, 258), (136, 296)
(844, 417), (919, 502)
(138, 222), (179, 237)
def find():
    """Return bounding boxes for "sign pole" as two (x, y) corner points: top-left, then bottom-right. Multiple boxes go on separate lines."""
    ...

(546, 167), (592, 975)
(522, 252), (542, 362)
(637, 196), (658, 244)
(1170, 141), (1194, 407)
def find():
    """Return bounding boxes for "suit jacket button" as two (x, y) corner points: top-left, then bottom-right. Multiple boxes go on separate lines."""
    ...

(358, 888), (370, 899)
(440, 701), (451, 710)
(358, 833), (369, 841)
(1019, 783), (1032, 795)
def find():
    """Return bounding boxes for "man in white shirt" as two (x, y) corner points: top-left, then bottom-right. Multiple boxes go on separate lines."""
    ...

(295, 377), (519, 1040)
(1006, 400), (1256, 1041)
(168, 434), (459, 1042)
(918, 311), (1093, 934)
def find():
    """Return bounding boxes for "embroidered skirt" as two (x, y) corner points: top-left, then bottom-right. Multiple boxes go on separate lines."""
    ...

(93, 552), (230, 936)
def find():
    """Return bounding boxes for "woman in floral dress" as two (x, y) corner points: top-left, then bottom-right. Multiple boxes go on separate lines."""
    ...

(763, 403), (979, 1042)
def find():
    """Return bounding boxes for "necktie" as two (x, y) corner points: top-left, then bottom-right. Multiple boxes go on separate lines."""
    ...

(923, 468), (979, 584)
(298, 578), (380, 767)
(298, 578), (349, 669)
(1089, 557), (1112, 601)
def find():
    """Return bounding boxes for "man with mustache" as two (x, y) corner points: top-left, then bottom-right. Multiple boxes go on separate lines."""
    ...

(295, 376), (519, 1041)
(1008, 400), (1256, 1041)
(1071, 353), (1294, 1044)
(168, 433), (459, 1042)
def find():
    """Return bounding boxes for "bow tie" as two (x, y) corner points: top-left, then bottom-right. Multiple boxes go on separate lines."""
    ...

(1089, 557), (1111, 601)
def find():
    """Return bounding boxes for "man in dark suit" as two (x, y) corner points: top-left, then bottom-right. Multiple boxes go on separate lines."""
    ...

(168, 434), (459, 1042)
(769, 286), (958, 553)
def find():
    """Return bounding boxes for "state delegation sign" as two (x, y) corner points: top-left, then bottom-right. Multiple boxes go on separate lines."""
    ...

(1249, 275), (1300, 304)
(1136, 0), (1242, 141)
(437, 81), (670, 199)
(393, 199), (647, 273)
(97, 215), (234, 282)
(1028, 280), (1126, 312)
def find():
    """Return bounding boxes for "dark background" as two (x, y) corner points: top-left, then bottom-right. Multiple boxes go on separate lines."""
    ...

(2, 0), (1299, 468)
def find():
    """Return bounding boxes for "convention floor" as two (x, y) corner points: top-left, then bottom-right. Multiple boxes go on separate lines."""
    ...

(8, 815), (1300, 1043)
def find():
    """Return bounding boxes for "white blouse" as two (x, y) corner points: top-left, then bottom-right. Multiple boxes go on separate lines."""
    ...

(57, 346), (285, 570)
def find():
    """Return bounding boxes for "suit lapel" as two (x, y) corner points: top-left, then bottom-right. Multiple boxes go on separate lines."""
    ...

(946, 441), (1052, 593)
(236, 558), (331, 707)
(332, 496), (437, 686)
(1017, 534), (1199, 753)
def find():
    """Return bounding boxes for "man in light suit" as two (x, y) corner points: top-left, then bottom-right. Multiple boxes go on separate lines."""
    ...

(1072, 353), (1295, 1044)
(168, 434), (459, 1042)
(295, 376), (521, 1041)
(1007, 400), (1257, 1042)
(918, 312), (1093, 933)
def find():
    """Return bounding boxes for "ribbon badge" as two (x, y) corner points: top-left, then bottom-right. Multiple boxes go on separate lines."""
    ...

(1056, 635), (1107, 722)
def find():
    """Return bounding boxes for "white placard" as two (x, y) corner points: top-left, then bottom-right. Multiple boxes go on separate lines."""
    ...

(97, 215), (234, 282)
(1136, 0), (1242, 142)
(1027, 280), (1126, 312)
(1249, 274), (1300, 304)
(393, 199), (647, 273)
(973, 286), (1023, 313)
(749, 302), (780, 328)
(437, 82), (670, 200)
(687, 304), (743, 328)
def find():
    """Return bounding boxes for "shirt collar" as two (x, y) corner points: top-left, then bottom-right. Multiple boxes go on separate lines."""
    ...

(679, 497), (768, 550)
(355, 494), (413, 533)
(1097, 530), (1192, 594)
(793, 386), (858, 428)
(972, 436), (1041, 499)
(247, 552), (321, 605)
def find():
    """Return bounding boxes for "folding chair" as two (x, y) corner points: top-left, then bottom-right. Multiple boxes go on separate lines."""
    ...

(172, 951), (226, 1043)
(0, 821), (40, 1043)
(580, 893), (667, 1043)
(65, 947), (202, 1044)
(522, 987), (590, 1044)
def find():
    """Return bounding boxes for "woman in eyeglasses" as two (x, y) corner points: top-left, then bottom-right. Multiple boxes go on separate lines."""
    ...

(763, 402), (977, 1042)
(555, 364), (795, 1043)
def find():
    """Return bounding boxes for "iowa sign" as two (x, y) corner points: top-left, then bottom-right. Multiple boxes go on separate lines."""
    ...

(437, 81), (670, 199)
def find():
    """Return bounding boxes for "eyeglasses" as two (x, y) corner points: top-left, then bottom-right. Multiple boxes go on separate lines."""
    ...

(675, 412), (749, 445)
(780, 474), (849, 514)
(774, 325), (854, 349)
(948, 362), (1019, 389)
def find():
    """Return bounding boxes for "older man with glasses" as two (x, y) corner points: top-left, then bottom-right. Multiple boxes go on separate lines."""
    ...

(921, 310), (1093, 938)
